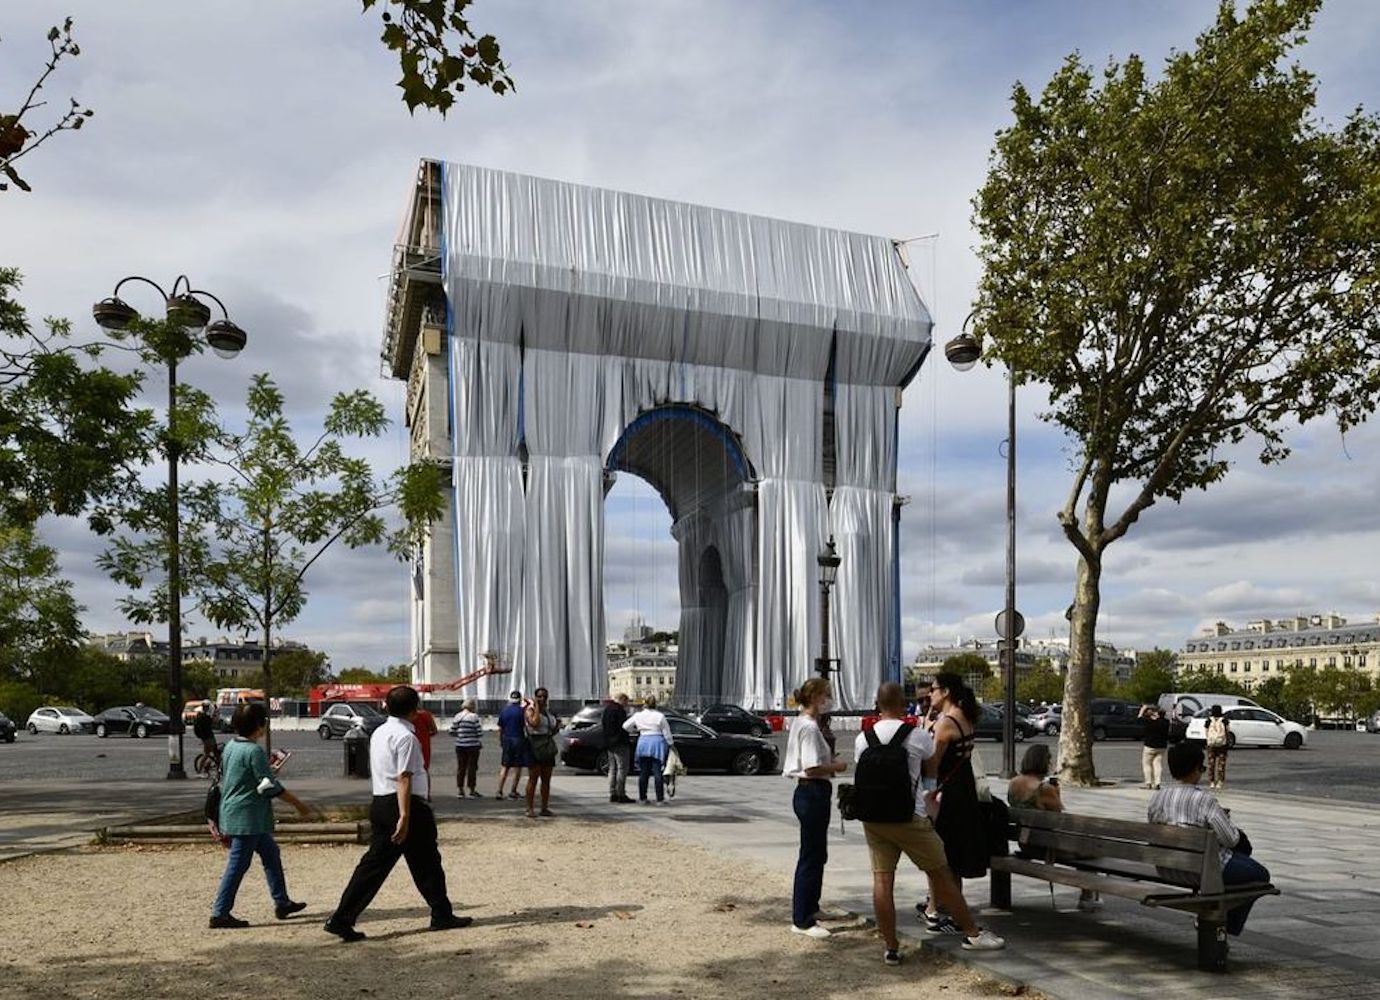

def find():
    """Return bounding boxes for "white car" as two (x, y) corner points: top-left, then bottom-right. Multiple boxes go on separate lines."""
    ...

(1185, 706), (1306, 750)
(1029, 705), (1062, 735)
(26, 706), (95, 735)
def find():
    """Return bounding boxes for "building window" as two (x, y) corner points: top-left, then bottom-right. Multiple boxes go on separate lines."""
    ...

(1309, 658), (1317, 668)
(1229, 663), (1238, 673)
(1261, 663), (1269, 673)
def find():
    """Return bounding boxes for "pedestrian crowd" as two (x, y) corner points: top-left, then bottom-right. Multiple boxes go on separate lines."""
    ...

(199, 678), (1269, 966)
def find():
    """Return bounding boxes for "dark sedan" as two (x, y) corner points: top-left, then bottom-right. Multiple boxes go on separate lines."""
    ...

(560, 714), (779, 775)
(697, 704), (772, 738)
(975, 705), (1035, 742)
(94, 706), (171, 739)
(0, 711), (15, 743)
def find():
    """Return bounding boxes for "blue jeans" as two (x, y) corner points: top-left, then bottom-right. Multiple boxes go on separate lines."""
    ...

(638, 756), (665, 801)
(792, 780), (831, 928)
(213, 833), (289, 917)
(1222, 850), (1270, 935)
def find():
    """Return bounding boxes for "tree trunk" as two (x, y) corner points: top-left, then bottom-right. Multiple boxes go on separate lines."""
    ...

(262, 520), (273, 755)
(1058, 551), (1103, 786)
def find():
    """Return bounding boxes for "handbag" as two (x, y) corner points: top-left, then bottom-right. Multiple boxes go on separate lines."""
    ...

(663, 747), (687, 777)
(529, 732), (558, 764)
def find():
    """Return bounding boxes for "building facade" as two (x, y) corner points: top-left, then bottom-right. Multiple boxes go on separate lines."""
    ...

(1178, 614), (1380, 691)
(908, 637), (1138, 690)
(88, 632), (311, 683)
(607, 650), (678, 705)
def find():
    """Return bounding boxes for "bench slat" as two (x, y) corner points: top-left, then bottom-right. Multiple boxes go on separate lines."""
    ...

(1020, 828), (1208, 876)
(1009, 808), (1211, 851)
(992, 857), (1186, 902)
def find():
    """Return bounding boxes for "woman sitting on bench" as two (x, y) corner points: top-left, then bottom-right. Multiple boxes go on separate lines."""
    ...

(1007, 744), (1101, 912)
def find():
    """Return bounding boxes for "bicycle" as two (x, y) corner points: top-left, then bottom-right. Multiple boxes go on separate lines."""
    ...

(193, 742), (223, 781)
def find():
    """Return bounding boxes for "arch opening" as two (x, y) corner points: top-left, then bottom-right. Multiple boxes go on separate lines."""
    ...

(604, 404), (757, 708)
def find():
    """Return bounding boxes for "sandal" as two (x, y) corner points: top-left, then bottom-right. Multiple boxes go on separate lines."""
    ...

(539, 809), (554, 817)
(525, 811), (537, 819)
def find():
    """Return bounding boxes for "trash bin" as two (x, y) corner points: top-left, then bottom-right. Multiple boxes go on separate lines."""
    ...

(343, 727), (370, 779)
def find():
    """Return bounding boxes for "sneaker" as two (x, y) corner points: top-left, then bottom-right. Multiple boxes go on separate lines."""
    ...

(495, 792), (505, 800)
(429, 915), (474, 931)
(923, 912), (964, 935)
(274, 901), (307, 920)
(508, 791), (520, 799)
(616, 795), (635, 804)
(323, 921), (365, 943)
(883, 948), (902, 966)
(1076, 894), (1103, 912)
(790, 923), (831, 939)
(468, 789), (482, 798)
(962, 929), (1006, 951)
(208, 914), (248, 929)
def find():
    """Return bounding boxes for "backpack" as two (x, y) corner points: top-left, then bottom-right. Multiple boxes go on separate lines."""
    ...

(204, 778), (222, 824)
(1206, 717), (1228, 748)
(848, 723), (918, 823)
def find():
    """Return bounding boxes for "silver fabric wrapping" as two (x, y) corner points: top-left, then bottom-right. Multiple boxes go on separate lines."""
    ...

(436, 162), (929, 708)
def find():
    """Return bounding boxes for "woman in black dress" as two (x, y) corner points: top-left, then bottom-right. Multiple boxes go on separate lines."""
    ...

(918, 671), (987, 933)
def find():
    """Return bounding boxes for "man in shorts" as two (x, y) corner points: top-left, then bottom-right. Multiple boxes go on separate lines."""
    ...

(855, 682), (1004, 965)
(495, 690), (529, 800)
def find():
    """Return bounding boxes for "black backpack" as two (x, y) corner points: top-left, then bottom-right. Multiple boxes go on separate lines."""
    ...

(848, 723), (917, 823)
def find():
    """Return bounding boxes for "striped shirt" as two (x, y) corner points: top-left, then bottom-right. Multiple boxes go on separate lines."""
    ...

(449, 710), (483, 749)
(1147, 781), (1240, 868)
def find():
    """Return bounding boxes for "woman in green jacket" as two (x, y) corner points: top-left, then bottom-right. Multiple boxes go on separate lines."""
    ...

(210, 702), (312, 928)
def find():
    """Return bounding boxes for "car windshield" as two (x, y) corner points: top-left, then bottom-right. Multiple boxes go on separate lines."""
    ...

(133, 707), (168, 719)
(355, 704), (383, 716)
(56, 707), (84, 716)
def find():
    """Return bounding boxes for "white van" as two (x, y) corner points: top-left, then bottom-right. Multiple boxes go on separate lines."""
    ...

(1158, 692), (1262, 720)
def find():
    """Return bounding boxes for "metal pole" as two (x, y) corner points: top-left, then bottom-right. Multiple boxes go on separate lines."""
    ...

(818, 579), (832, 679)
(1002, 366), (1017, 778)
(166, 357), (186, 779)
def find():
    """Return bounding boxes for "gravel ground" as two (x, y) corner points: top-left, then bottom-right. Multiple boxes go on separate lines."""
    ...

(0, 814), (1018, 1000)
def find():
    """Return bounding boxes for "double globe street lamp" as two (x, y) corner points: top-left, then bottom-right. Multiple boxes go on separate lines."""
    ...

(93, 276), (247, 779)
(945, 315), (1023, 778)
(815, 536), (842, 679)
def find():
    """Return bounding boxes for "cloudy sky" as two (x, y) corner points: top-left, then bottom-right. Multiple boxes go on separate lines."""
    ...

(4, 1), (1379, 670)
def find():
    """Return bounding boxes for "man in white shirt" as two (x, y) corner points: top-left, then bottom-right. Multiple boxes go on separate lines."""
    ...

(854, 682), (1004, 964)
(325, 686), (471, 942)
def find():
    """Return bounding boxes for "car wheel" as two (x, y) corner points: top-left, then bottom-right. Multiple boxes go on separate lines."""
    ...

(59, 724), (69, 735)
(1046, 723), (1060, 737)
(730, 750), (763, 776)
(27, 723), (37, 735)
(1014, 728), (1027, 743)
(318, 725), (332, 741)
(1226, 732), (1237, 750)
(1092, 726), (1107, 742)
(135, 724), (148, 739)
(96, 724), (108, 738)
(1283, 731), (1303, 750)
(595, 750), (611, 776)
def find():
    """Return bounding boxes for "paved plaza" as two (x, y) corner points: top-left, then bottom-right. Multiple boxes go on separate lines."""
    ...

(3, 730), (1379, 998)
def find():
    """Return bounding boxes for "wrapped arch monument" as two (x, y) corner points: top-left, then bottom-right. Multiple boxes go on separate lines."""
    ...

(383, 161), (932, 710)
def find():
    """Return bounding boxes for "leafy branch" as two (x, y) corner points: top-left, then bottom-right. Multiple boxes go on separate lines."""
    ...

(1, 18), (94, 194)
(362, 0), (515, 114)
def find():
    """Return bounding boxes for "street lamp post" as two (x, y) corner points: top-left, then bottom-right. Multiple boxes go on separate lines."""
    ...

(945, 316), (1022, 778)
(816, 536), (841, 679)
(93, 277), (247, 780)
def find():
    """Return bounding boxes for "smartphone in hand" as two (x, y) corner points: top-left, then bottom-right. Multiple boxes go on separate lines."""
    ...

(270, 749), (292, 773)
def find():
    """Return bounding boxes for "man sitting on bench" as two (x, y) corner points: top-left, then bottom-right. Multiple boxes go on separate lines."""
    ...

(1148, 742), (1270, 936)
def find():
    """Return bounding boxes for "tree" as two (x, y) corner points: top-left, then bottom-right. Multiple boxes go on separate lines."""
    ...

(244, 648), (330, 698)
(335, 664), (410, 684)
(0, 269), (150, 526)
(1, 18), (93, 194)
(0, 524), (83, 678)
(1123, 650), (1177, 705)
(972, 0), (1380, 784)
(1017, 660), (1065, 704)
(941, 651), (993, 686)
(172, 375), (441, 750)
(362, 0), (514, 114)
(1091, 667), (1120, 699)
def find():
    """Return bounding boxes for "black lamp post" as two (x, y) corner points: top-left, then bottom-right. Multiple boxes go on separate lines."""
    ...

(945, 315), (1022, 778)
(93, 276), (247, 779)
(816, 536), (841, 679)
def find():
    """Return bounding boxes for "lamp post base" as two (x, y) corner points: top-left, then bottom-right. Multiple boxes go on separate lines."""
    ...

(165, 764), (187, 780)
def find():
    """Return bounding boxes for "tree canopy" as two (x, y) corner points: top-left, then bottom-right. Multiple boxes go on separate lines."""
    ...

(973, 0), (1380, 783)
(363, 0), (515, 113)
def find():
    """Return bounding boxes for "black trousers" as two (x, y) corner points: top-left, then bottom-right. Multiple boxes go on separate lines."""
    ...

(330, 795), (453, 927)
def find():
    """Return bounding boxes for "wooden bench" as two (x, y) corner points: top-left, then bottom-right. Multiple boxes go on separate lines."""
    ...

(988, 808), (1279, 972)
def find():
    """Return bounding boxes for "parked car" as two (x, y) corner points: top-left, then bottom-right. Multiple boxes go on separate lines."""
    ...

(317, 702), (386, 739)
(0, 710), (16, 743)
(93, 705), (171, 739)
(1365, 710), (1380, 734)
(1029, 705), (1062, 736)
(696, 703), (772, 737)
(26, 706), (95, 735)
(1087, 699), (1147, 741)
(974, 704), (1035, 742)
(560, 714), (779, 775)
(1184, 706), (1307, 750)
